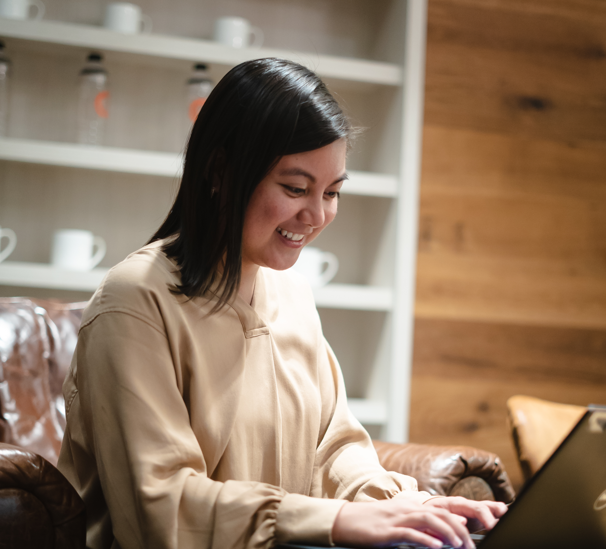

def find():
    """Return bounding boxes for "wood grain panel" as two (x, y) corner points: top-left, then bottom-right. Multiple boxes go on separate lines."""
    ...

(421, 125), (606, 200)
(419, 189), (606, 262)
(424, 1), (606, 141)
(410, 316), (606, 489)
(415, 253), (606, 329)
(431, 1), (606, 25)
(428, 0), (606, 55)
(416, 0), (606, 491)
(413, 317), (606, 386)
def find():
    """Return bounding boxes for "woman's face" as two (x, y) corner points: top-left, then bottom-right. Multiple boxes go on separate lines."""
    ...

(242, 139), (347, 272)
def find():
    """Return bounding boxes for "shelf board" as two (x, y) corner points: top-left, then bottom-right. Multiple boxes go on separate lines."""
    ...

(0, 137), (398, 197)
(347, 398), (387, 425)
(313, 284), (393, 311)
(344, 172), (398, 198)
(0, 262), (394, 311)
(0, 137), (182, 177)
(0, 261), (107, 292)
(0, 18), (402, 88)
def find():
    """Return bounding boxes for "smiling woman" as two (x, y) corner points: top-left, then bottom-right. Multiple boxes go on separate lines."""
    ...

(56, 58), (506, 549)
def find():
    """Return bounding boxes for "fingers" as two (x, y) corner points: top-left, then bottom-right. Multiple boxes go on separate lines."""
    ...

(466, 502), (498, 530)
(470, 501), (508, 531)
(465, 500), (508, 529)
(333, 499), (493, 549)
(426, 497), (508, 531)
(397, 508), (474, 549)
(484, 500), (509, 517)
(392, 527), (446, 549)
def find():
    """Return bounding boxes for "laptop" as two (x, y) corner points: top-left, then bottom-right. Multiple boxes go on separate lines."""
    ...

(280, 405), (606, 549)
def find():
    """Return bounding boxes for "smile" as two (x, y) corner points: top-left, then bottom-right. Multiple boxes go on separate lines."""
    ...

(276, 227), (305, 242)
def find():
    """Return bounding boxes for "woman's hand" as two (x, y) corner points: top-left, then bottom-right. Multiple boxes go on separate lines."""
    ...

(424, 497), (508, 532)
(332, 496), (507, 549)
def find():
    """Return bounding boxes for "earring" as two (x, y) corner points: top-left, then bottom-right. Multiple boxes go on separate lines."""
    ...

(210, 187), (217, 198)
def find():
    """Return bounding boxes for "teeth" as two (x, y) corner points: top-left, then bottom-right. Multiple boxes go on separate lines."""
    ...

(277, 227), (305, 242)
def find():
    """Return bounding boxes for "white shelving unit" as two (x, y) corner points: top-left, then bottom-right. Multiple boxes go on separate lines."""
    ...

(0, 137), (398, 197)
(0, 261), (108, 292)
(0, 0), (427, 440)
(0, 19), (402, 87)
(0, 261), (393, 311)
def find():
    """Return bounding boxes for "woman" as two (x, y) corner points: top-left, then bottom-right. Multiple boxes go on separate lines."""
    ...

(58, 58), (505, 549)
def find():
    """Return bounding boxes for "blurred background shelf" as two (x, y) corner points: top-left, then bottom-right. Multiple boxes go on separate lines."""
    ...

(347, 398), (388, 425)
(0, 137), (182, 177)
(0, 261), (107, 292)
(314, 284), (392, 311)
(0, 261), (393, 311)
(0, 18), (402, 89)
(0, 138), (398, 197)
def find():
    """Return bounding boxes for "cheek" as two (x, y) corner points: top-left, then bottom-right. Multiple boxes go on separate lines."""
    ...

(323, 202), (339, 227)
(244, 194), (283, 239)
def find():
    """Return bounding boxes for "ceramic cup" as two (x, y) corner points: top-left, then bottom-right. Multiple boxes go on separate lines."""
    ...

(50, 229), (106, 271)
(292, 247), (339, 288)
(213, 16), (263, 48)
(0, 226), (17, 263)
(103, 2), (152, 34)
(0, 0), (44, 20)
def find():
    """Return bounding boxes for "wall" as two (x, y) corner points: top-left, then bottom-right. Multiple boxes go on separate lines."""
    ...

(410, 0), (606, 490)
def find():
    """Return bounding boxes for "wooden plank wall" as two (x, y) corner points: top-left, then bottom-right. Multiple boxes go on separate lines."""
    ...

(411, 0), (606, 491)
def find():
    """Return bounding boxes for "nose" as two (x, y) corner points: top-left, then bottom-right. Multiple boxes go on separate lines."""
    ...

(298, 194), (326, 228)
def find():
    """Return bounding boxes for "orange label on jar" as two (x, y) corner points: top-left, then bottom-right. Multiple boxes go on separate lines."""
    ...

(94, 91), (110, 118)
(189, 97), (207, 122)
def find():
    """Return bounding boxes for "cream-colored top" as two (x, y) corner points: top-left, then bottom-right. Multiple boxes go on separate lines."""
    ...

(58, 242), (430, 549)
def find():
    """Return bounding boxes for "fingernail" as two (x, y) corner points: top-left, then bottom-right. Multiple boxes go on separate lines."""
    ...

(453, 537), (463, 547)
(430, 540), (443, 548)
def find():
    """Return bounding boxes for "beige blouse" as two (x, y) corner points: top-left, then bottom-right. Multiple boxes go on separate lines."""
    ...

(58, 241), (430, 549)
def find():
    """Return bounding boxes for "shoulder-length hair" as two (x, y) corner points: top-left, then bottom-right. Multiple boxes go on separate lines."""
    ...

(149, 57), (354, 309)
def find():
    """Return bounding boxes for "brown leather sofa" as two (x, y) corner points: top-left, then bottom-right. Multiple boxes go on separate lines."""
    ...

(0, 297), (515, 548)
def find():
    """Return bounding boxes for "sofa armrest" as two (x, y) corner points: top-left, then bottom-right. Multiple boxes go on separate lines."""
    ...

(0, 443), (86, 549)
(373, 441), (515, 503)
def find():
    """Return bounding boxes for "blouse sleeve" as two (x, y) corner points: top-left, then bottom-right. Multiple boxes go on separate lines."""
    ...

(311, 339), (433, 505)
(66, 310), (341, 549)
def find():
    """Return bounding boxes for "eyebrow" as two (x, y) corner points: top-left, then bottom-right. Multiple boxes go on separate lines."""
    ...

(278, 167), (349, 185)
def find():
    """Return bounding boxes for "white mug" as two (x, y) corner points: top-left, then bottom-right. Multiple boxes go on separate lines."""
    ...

(292, 247), (339, 288)
(0, 0), (44, 20)
(103, 2), (152, 34)
(50, 229), (106, 271)
(213, 16), (263, 48)
(0, 226), (17, 263)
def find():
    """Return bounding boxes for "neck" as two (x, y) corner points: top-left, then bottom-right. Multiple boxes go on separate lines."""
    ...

(238, 261), (259, 305)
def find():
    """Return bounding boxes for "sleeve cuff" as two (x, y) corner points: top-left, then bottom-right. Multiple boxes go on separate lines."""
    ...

(275, 494), (348, 547)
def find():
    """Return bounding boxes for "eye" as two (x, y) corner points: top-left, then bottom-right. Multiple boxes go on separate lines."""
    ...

(281, 185), (306, 196)
(325, 190), (341, 199)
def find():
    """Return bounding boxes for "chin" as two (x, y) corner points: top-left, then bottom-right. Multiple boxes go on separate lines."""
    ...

(265, 261), (297, 272)
(262, 254), (300, 272)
